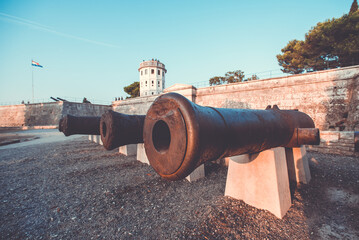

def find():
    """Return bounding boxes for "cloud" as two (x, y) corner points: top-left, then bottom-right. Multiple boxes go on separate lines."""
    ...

(0, 12), (121, 49)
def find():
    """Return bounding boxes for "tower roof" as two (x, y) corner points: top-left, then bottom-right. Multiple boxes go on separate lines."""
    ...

(138, 59), (167, 72)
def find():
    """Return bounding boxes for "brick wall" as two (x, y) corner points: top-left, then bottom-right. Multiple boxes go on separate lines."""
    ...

(307, 131), (357, 156)
(0, 102), (110, 127)
(0, 104), (26, 127)
(112, 95), (158, 115)
(195, 66), (359, 132)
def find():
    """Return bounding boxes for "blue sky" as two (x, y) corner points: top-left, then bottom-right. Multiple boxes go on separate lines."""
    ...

(0, 0), (353, 104)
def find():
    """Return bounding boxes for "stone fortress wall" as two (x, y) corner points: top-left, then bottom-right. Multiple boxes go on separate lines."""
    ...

(112, 65), (359, 156)
(0, 101), (111, 128)
(0, 65), (358, 155)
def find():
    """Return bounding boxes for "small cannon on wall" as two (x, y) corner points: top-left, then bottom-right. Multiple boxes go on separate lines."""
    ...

(143, 92), (320, 181)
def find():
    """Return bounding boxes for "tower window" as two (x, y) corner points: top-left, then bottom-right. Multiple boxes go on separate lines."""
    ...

(145, 81), (147, 86)
(152, 92), (154, 95)
(141, 70), (143, 76)
(151, 69), (154, 74)
(152, 80), (154, 86)
(145, 69), (147, 74)
(162, 72), (164, 76)
(158, 70), (160, 75)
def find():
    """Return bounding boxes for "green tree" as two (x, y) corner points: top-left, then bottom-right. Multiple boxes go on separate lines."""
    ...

(209, 76), (225, 86)
(277, 9), (359, 74)
(209, 70), (246, 86)
(350, 0), (358, 15)
(124, 81), (140, 98)
(245, 74), (259, 81)
(225, 70), (245, 83)
(277, 40), (307, 74)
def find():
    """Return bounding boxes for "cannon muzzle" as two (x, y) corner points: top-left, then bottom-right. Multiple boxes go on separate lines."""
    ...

(59, 115), (101, 136)
(100, 110), (145, 150)
(143, 93), (320, 181)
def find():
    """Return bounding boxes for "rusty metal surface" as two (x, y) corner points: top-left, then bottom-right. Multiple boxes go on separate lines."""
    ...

(355, 131), (359, 152)
(100, 110), (145, 150)
(143, 92), (320, 181)
(59, 115), (101, 136)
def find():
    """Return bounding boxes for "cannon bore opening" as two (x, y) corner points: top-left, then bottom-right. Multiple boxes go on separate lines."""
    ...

(102, 122), (107, 138)
(152, 120), (171, 153)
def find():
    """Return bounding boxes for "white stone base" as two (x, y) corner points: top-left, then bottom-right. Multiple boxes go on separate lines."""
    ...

(136, 143), (149, 164)
(89, 135), (102, 145)
(93, 135), (103, 145)
(186, 164), (205, 182)
(119, 144), (137, 156)
(225, 147), (291, 219)
(285, 146), (311, 184)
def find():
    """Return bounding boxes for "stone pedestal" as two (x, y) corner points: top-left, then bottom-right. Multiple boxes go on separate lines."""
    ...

(119, 144), (137, 156)
(225, 147), (291, 219)
(93, 135), (103, 145)
(186, 164), (205, 182)
(136, 143), (149, 164)
(285, 146), (311, 184)
(89, 135), (102, 145)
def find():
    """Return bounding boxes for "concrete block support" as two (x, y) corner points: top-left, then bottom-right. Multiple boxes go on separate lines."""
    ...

(119, 144), (137, 156)
(93, 135), (103, 145)
(285, 146), (311, 184)
(225, 147), (291, 219)
(186, 164), (205, 182)
(136, 143), (149, 164)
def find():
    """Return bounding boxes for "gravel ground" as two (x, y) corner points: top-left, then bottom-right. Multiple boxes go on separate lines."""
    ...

(0, 132), (358, 239)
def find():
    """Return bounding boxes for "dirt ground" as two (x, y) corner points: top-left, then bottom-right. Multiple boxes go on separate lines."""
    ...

(0, 130), (358, 239)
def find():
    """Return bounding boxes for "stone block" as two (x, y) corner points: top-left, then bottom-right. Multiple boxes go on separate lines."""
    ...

(225, 147), (291, 219)
(93, 135), (103, 145)
(186, 164), (205, 182)
(119, 144), (137, 156)
(285, 147), (311, 184)
(321, 132), (340, 142)
(136, 143), (149, 164)
(339, 131), (354, 140)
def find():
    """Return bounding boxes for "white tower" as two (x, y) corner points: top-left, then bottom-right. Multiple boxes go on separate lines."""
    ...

(138, 59), (167, 97)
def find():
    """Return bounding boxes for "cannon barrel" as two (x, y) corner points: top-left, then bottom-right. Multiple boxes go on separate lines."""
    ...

(143, 92), (320, 181)
(100, 110), (145, 150)
(59, 115), (100, 136)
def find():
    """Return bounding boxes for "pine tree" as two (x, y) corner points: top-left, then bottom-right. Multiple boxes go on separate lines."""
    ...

(349, 0), (358, 14)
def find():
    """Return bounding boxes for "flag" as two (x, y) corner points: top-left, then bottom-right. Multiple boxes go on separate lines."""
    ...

(31, 60), (43, 68)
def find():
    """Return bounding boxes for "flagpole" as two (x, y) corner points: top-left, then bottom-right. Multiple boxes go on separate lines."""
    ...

(32, 59), (34, 103)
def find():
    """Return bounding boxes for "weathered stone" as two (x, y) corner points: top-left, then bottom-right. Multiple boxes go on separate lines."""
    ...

(225, 147), (291, 219)
(185, 164), (205, 182)
(119, 144), (137, 156)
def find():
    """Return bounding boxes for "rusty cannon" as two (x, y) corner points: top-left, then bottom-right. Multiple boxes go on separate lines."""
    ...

(143, 92), (320, 181)
(100, 110), (145, 150)
(59, 114), (101, 136)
